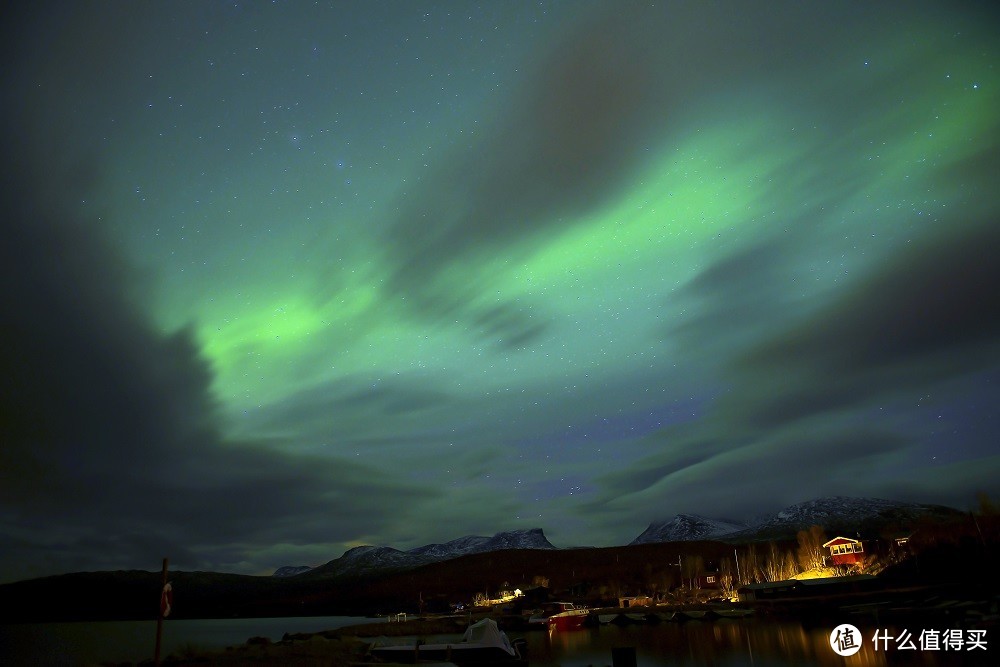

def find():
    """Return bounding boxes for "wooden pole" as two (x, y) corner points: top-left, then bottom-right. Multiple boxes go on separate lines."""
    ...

(154, 557), (169, 666)
(612, 646), (637, 667)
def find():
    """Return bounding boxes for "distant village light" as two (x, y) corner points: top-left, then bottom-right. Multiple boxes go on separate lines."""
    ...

(480, 587), (525, 607)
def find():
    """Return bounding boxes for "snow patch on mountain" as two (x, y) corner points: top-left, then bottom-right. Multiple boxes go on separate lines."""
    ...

(408, 536), (492, 559)
(297, 528), (556, 579)
(409, 528), (554, 558)
(480, 528), (555, 552)
(631, 497), (962, 544)
(272, 565), (313, 577)
(731, 496), (959, 539)
(631, 514), (748, 544)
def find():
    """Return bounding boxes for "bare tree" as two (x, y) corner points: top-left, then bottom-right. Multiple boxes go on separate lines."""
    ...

(762, 543), (781, 582)
(682, 555), (705, 590)
(762, 542), (797, 582)
(741, 544), (763, 584)
(718, 556), (736, 599)
(783, 550), (799, 579)
(796, 525), (827, 571)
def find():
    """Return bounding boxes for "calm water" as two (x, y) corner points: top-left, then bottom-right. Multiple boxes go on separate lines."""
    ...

(395, 619), (988, 667)
(0, 615), (370, 666)
(1, 616), (990, 666)
(521, 619), (988, 667)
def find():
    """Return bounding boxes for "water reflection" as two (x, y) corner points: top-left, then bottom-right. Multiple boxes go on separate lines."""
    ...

(0, 615), (372, 666)
(523, 618), (982, 666)
(15, 614), (982, 667)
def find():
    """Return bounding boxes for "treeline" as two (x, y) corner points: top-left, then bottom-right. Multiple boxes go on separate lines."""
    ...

(618, 495), (1000, 603)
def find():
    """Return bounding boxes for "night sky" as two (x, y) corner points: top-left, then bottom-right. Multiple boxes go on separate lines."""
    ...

(2, 1), (998, 583)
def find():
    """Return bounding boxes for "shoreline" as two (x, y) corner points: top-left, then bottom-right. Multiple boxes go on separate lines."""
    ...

(156, 584), (999, 665)
(124, 588), (999, 666)
(146, 615), (490, 666)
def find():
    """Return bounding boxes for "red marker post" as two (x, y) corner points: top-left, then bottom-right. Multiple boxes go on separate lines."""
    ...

(154, 558), (169, 666)
(161, 581), (173, 618)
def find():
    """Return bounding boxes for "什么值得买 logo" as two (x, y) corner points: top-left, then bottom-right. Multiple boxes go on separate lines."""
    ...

(830, 623), (862, 656)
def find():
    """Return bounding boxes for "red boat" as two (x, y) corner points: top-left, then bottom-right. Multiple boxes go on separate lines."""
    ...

(528, 602), (589, 630)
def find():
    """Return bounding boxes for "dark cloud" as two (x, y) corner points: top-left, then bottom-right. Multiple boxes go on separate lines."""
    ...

(471, 303), (548, 351)
(773, 225), (998, 365)
(376, 0), (937, 343)
(286, 376), (455, 423)
(233, 375), (465, 452)
(737, 221), (1000, 427)
(595, 447), (721, 500)
(587, 220), (1000, 526)
(385, 8), (660, 289)
(0, 147), (435, 582)
(669, 233), (807, 355)
(590, 423), (914, 526)
(377, 7), (679, 343)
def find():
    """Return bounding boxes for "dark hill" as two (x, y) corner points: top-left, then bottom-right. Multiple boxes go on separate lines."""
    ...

(349, 540), (735, 612)
(0, 541), (733, 622)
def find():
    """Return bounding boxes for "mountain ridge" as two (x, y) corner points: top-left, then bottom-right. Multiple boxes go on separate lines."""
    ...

(634, 496), (964, 544)
(277, 527), (555, 578)
(630, 514), (748, 545)
(1, 496), (984, 622)
(273, 497), (962, 576)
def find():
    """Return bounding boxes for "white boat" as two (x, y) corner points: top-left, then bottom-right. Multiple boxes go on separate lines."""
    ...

(713, 607), (754, 618)
(528, 601), (589, 630)
(369, 617), (526, 665)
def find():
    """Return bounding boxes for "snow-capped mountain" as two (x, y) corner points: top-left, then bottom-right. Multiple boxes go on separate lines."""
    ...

(731, 496), (962, 540)
(281, 528), (556, 579)
(272, 565), (313, 577)
(408, 535), (495, 559)
(408, 528), (555, 558)
(631, 497), (963, 544)
(630, 514), (748, 544)
(276, 497), (963, 576)
(479, 528), (555, 552)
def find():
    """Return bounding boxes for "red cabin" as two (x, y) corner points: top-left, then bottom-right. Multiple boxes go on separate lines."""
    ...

(823, 536), (864, 565)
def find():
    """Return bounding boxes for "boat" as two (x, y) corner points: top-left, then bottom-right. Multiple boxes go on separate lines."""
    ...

(368, 617), (527, 665)
(608, 612), (649, 626)
(528, 601), (589, 630)
(713, 607), (754, 619)
(652, 611), (680, 622)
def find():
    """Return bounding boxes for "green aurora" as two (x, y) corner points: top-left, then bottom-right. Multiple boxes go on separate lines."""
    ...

(1, 1), (998, 580)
